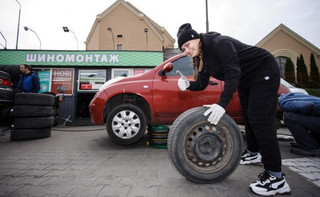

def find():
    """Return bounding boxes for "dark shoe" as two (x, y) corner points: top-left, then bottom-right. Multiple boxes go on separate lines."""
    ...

(250, 171), (291, 196)
(291, 147), (320, 157)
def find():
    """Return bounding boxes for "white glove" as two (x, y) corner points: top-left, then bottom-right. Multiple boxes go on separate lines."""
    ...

(176, 70), (190, 91)
(178, 78), (190, 91)
(203, 104), (225, 125)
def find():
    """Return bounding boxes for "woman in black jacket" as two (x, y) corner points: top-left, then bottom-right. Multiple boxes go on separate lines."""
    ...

(177, 23), (290, 196)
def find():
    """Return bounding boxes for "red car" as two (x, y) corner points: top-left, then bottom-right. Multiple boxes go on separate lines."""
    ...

(89, 53), (290, 145)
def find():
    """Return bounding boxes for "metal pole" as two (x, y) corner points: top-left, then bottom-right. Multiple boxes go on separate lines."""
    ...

(15, 0), (21, 49)
(24, 27), (41, 49)
(144, 28), (148, 51)
(206, 0), (209, 32)
(107, 27), (115, 50)
(63, 27), (79, 50)
(70, 30), (78, 50)
(0, 31), (7, 49)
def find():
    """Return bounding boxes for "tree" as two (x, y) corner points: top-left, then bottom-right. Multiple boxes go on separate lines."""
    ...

(296, 54), (309, 87)
(284, 57), (295, 83)
(309, 53), (320, 86)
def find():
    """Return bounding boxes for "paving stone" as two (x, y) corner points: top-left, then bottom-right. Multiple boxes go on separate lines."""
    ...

(0, 176), (26, 185)
(300, 172), (320, 181)
(0, 184), (24, 196)
(97, 184), (131, 197)
(66, 185), (104, 197)
(15, 176), (50, 186)
(1, 125), (319, 197)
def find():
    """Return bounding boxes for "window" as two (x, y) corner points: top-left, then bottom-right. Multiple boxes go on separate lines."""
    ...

(276, 56), (287, 78)
(78, 70), (106, 91)
(117, 35), (123, 38)
(165, 56), (193, 77)
(112, 68), (131, 78)
(117, 44), (123, 51)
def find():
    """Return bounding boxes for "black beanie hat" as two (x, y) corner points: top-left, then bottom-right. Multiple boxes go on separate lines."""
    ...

(177, 23), (200, 50)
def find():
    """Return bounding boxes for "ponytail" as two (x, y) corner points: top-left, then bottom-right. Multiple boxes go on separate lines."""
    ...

(192, 41), (203, 80)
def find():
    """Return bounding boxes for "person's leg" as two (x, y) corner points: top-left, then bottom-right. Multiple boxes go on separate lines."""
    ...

(247, 57), (290, 196)
(284, 112), (320, 150)
(238, 89), (262, 164)
(246, 74), (281, 172)
(238, 89), (259, 153)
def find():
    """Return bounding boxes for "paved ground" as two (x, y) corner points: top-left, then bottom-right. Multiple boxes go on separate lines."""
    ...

(0, 123), (319, 197)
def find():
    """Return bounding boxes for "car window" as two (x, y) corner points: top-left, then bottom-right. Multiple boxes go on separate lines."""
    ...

(166, 56), (193, 77)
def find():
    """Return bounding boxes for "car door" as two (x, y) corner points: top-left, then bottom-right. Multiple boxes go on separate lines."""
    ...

(152, 56), (222, 119)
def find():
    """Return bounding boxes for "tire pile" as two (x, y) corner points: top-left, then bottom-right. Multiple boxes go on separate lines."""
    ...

(148, 125), (169, 149)
(11, 93), (55, 141)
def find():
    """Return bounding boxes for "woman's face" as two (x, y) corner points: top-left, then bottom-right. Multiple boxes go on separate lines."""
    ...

(181, 38), (200, 57)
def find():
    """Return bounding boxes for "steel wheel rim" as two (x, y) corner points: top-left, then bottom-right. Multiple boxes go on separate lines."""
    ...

(182, 122), (234, 173)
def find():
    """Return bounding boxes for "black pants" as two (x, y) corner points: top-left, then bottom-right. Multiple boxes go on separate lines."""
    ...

(238, 60), (282, 172)
(284, 112), (320, 150)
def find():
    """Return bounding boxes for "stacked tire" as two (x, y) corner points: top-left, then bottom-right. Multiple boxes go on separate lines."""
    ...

(11, 93), (55, 141)
(149, 126), (169, 148)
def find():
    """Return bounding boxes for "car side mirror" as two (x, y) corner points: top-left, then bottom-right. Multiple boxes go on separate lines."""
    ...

(161, 62), (173, 75)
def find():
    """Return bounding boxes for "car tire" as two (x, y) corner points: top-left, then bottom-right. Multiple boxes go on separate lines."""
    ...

(106, 104), (147, 145)
(0, 65), (21, 83)
(14, 93), (55, 106)
(150, 139), (167, 145)
(150, 134), (168, 139)
(8, 65), (21, 82)
(0, 106), (13, 123)
(13, 105), (54, 117)
(11, 127), (51, 141)
(0, 88), (13, 101)
(167, 107), (243, 184)
(14, 116), (54, 129)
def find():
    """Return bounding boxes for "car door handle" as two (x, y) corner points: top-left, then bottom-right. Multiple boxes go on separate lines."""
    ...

(208, 81), (218, 85)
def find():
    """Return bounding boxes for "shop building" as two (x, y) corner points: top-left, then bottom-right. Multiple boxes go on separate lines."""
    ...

(0, 50), (163, 122)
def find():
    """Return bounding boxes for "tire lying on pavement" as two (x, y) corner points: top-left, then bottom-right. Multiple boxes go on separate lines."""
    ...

(167, 107), (243, 184)
(13, 105), (54, 117)
(14, 93), (55, 106)
(150, 125), (169, 146)
(14, 116), (54, 129)
(11, 127), (51, 141)
(11, 93), (55, 141)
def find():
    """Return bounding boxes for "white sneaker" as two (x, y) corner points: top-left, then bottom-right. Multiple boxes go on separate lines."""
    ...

(240, 150), (261, 165)
(250, 171), (291, 196)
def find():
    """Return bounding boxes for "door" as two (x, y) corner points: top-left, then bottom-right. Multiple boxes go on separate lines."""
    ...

(152, 56), (222, 119)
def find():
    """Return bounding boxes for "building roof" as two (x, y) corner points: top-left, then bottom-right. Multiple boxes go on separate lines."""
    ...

(85, 0), (175, 45)
(256, 23), (320, 56)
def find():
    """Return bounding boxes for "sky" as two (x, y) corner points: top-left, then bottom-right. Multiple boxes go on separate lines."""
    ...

(0, 0), (319, 51)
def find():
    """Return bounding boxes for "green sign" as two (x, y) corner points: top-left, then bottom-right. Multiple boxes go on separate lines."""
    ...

(38, 71), (51, 93)
(0, 50), (163, 67)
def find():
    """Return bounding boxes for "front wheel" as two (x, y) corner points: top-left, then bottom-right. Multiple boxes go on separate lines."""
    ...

(168, 107), (243, 183)
(106, 104), (147, 145)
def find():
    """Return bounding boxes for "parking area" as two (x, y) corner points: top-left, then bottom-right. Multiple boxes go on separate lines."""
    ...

(0, 124), (319, 197)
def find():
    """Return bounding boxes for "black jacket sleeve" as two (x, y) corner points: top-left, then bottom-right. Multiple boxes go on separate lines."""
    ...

(214, 40), (241, 109)
(188, 71), (210, 91)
